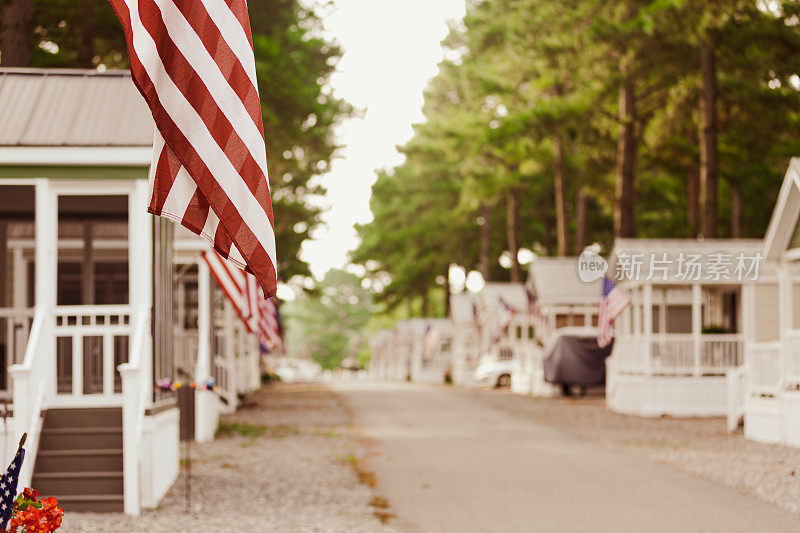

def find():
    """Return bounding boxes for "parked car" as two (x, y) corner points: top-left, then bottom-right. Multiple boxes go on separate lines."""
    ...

(272, 358), (322, 383)
(542, 327), (613, 398)
(473, 360), (514, 388)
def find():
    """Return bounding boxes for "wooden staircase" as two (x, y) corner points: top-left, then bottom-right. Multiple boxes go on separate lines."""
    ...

(32, 408), (124, 512)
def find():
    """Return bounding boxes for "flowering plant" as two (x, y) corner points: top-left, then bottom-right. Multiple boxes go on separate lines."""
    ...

(155, 377), (217, 392)
(6, 488), (63, 532)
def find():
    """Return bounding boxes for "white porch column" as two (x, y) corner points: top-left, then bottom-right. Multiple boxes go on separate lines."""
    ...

(778, 263), (790, 392)
(194, 258), (217, 442)
(692, 283), (702, 377)
(128, 179), (153, 402)
(643, 284), (653, 376)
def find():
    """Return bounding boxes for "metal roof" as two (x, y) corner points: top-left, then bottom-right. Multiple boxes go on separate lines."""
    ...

(527, 257), (602, 305)
(0, 68), (153, 147)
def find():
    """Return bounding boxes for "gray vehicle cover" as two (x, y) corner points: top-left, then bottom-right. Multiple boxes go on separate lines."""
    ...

(543, 336), (614, 386)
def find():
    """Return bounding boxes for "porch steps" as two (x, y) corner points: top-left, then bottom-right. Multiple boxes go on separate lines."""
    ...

(32, 408), (124, 513)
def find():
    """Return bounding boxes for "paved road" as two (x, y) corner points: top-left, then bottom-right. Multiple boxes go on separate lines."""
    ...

(331, 382), (800, 533)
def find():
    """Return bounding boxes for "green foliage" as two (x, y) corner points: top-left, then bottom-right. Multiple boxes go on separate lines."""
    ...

(355, 0), (800, 310)
(283, 269), (374, 369)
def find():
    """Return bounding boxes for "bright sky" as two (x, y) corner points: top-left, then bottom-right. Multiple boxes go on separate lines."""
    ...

(299, 0), (467, 280)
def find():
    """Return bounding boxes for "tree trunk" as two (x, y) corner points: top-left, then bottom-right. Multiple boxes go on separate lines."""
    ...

(421, 288), (429, 317)
(554, 132), (568, 256)
(506, 190), (521, 282)
(574, 186), (586, 254)
(731, 184), (742, 238)
(615, 71), (637, 238)
(687, 159), (700, 238)
(444, 272), (451, 317)
(699, 38), (719, 238)
(0, 0), (34, 67)
(77, 0), (96, 68)
(479, 203), (492, 282)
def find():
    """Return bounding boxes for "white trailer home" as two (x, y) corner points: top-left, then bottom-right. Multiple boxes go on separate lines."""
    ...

(521, 257), (602, 396)
(606, 238), (770, 417)
(738, 158), (800, 446)
(0, 67), (177, 514)
(0, 68), (262, 515)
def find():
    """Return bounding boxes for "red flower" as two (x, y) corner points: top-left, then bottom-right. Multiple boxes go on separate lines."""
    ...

(8, 493), (63, 532)
(20, 488), (38, 502)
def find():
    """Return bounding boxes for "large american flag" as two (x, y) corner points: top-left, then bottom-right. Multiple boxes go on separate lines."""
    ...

(0, 444), (24, 529)
(597, 276), (631, 348)
(108, 0), (278, 297)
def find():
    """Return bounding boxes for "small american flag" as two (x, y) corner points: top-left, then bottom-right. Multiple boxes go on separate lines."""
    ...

(422, 326), (443, 359)
(108, 0), (278, 297)
(597, 276), (631, 348)
(0, 440), (24, 529)
(258, 297), (283, 353)
(471, 303), (482, 340)
(202, 249), (253, 332)
(493, 298), (516, 344)
(526, 288), (548, 337)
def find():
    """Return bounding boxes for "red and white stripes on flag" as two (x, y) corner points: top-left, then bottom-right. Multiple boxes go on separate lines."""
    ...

(258, 297), (283, 352)
(202, 249), (252, 332)
(597, 276), (631, 348)
(202, 249), (283, 350)
(108, 0), (278, 297)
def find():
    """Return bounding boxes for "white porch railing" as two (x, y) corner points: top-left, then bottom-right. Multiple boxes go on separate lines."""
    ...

(785, 333), (800, 388)
(54, 305), (132, 397)
(748, 341), (781, 396)
(614, 334), (743, 376)
(213, 356), (236, 413)
(174, 329), (198, 379)
(9, 307), (49, 488)
(118, 305), (151, 516)
(0, 308), (35, 371)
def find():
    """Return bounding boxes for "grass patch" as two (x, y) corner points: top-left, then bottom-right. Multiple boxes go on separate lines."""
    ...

(216, 421), (268, 438)
(370, 496), (389, 509)
(312, 428), (340, 438)
(342, 454), (377, 488)
(216, 422), (303, 439)
(370, 497), (394, 523)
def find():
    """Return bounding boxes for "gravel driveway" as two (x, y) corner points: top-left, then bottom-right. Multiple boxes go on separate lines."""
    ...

(62, 383), (393, 532)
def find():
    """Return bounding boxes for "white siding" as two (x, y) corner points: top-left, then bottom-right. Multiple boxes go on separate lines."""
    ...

(754, 284), (780, 342)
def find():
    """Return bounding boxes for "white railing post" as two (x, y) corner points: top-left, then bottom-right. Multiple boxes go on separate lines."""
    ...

(643, 285), (653, 376)
(692, 283), (702, 377)
(118, 306), (150, 516)
(9, 307), (48, 488)
(119, 364), (140, 516)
